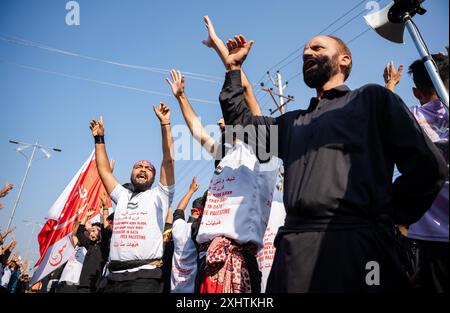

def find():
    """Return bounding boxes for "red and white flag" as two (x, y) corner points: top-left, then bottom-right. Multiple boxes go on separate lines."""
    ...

(31, 150), (111, 284)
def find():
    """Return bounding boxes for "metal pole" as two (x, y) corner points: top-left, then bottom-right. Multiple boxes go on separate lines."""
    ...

(404, 16), (449, 111)
(6, 142), (37, 230)
(276, 71), (285, 114)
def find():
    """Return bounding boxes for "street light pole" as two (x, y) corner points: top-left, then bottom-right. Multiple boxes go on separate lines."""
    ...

(7, 140), (61, 230)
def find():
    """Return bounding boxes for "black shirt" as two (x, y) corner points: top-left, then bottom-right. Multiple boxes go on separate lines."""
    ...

(76, 224), (109, 289)
(220, 70), (447, 228)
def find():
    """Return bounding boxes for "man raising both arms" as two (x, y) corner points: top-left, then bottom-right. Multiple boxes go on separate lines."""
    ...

(89, 103), (175, 293)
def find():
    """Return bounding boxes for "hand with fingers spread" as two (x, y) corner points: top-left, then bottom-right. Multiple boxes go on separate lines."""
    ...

(189, 176), (199, 193)
(225, 34), (254, 71)
(383, 61), (403, 92)
(166, 70), (185, 98)
(153, 102), (171, 125)
(0, 183), (13, 198)
(89, 116), (105, 137)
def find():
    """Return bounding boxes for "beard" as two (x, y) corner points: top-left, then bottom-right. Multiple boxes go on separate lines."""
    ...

(303, 54), (340, 89)
(130, 174), (154, 192)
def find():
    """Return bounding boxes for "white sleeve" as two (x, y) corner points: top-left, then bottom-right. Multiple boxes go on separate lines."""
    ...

(156, 182), (175, 207)
(172, 219), (190, 247)
(110, 184), (128, 204)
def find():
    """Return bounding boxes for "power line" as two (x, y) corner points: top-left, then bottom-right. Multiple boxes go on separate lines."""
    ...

(347, 27), (372, 45)
(276, 0), (383, 74)
(260, 0), (368, 79)
(0, 34), (223, 84)
(0, 59), (218, 104)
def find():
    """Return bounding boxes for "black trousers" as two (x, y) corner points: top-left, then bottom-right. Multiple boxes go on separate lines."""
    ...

(102, 277), (162, 293)
(102, 268), (163, 293)
(267, 225), (412, 293)
(415, 239), (449, 293)
(55, 282), (79, 293)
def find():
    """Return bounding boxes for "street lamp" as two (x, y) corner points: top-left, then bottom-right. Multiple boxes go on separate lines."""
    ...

(7, 140), (62, 230)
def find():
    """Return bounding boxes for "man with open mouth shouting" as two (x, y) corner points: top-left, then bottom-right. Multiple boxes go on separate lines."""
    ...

(89, 102), (175, 293)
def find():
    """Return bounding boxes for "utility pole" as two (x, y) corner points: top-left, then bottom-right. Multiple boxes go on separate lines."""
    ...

(7, 140), (62, 230)
(260, 70), (294, 116)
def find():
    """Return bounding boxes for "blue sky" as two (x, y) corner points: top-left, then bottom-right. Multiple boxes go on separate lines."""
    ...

(0, 0), (448, 268)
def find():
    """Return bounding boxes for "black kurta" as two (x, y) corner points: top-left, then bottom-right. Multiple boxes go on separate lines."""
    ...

(219, 70), (447, 292)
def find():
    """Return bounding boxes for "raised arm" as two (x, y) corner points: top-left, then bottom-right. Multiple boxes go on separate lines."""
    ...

(153, 103), (175, 187)
(89, 117), (118, 194)
(0, 183), (13, 198)
(202, 16), (261, 116)
(383, 61), (403, 93)
(1, 226), (16, 241)
(173, 177), (199, 223)
(100, 191), (110, 229)
(76, 209), (94, 248)
(166, 70), (218, 154)
(70, 220), (80, 247)
(177, 176), (199, 211)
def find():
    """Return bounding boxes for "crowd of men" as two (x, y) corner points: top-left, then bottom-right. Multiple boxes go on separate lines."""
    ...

(0, 16), (448, 293)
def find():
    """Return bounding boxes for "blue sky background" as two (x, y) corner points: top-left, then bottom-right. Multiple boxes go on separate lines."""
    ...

(0, 0), (448, 270)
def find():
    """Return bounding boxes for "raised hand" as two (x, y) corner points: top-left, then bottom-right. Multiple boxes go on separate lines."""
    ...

(189, 176), (199, 193)
(202, 16), (229, 68)
(166, 70), (185, 98)
(0, 183), (13, 198)
(383, 61), (403, 92)
(225, 35), (254, 71)
(101, 191), (108, 208)
(153, 102), (171, 125)
(201, 15), (220, 48)
(89, 116), (105, 137)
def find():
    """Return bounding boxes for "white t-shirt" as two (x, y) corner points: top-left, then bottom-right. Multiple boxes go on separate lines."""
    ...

(58, 245), (87, 285)
(1, 267), (11, 288)
(109, 182), (174, 272)
(197, 142), (279, 249)
(170, 218), (197, 293)
(256, 188), (286, 293)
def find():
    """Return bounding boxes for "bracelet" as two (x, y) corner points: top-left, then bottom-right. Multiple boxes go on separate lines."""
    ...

(94, 135), (105, 144)
(161, 123), (170, 126)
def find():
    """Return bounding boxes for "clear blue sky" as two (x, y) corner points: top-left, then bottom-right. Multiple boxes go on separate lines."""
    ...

(0, 0), (448, 269)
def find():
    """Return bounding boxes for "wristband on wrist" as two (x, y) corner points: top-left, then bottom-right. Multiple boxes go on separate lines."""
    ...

(94, 135), (105, 144)
(161, 123), (170, 126)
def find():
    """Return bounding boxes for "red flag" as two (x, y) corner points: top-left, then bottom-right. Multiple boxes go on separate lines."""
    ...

(31, 150), (111, 284)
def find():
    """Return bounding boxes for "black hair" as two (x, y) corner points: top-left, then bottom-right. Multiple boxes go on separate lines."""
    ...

(409, 53), (449, 96)
(192, 196), (205, 209)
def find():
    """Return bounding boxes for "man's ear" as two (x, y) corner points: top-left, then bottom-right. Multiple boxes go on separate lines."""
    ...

(339, 54), (351, 67)
(412, 87), (422, 101)
(339, 54), (351, 76)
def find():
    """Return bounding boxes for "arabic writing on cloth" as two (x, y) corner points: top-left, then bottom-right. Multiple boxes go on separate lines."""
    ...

(256, 188), (286, 293)
(171, 219), (197, 293)
(108, 182), (174, 269)
(196, 142), (279, 249)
